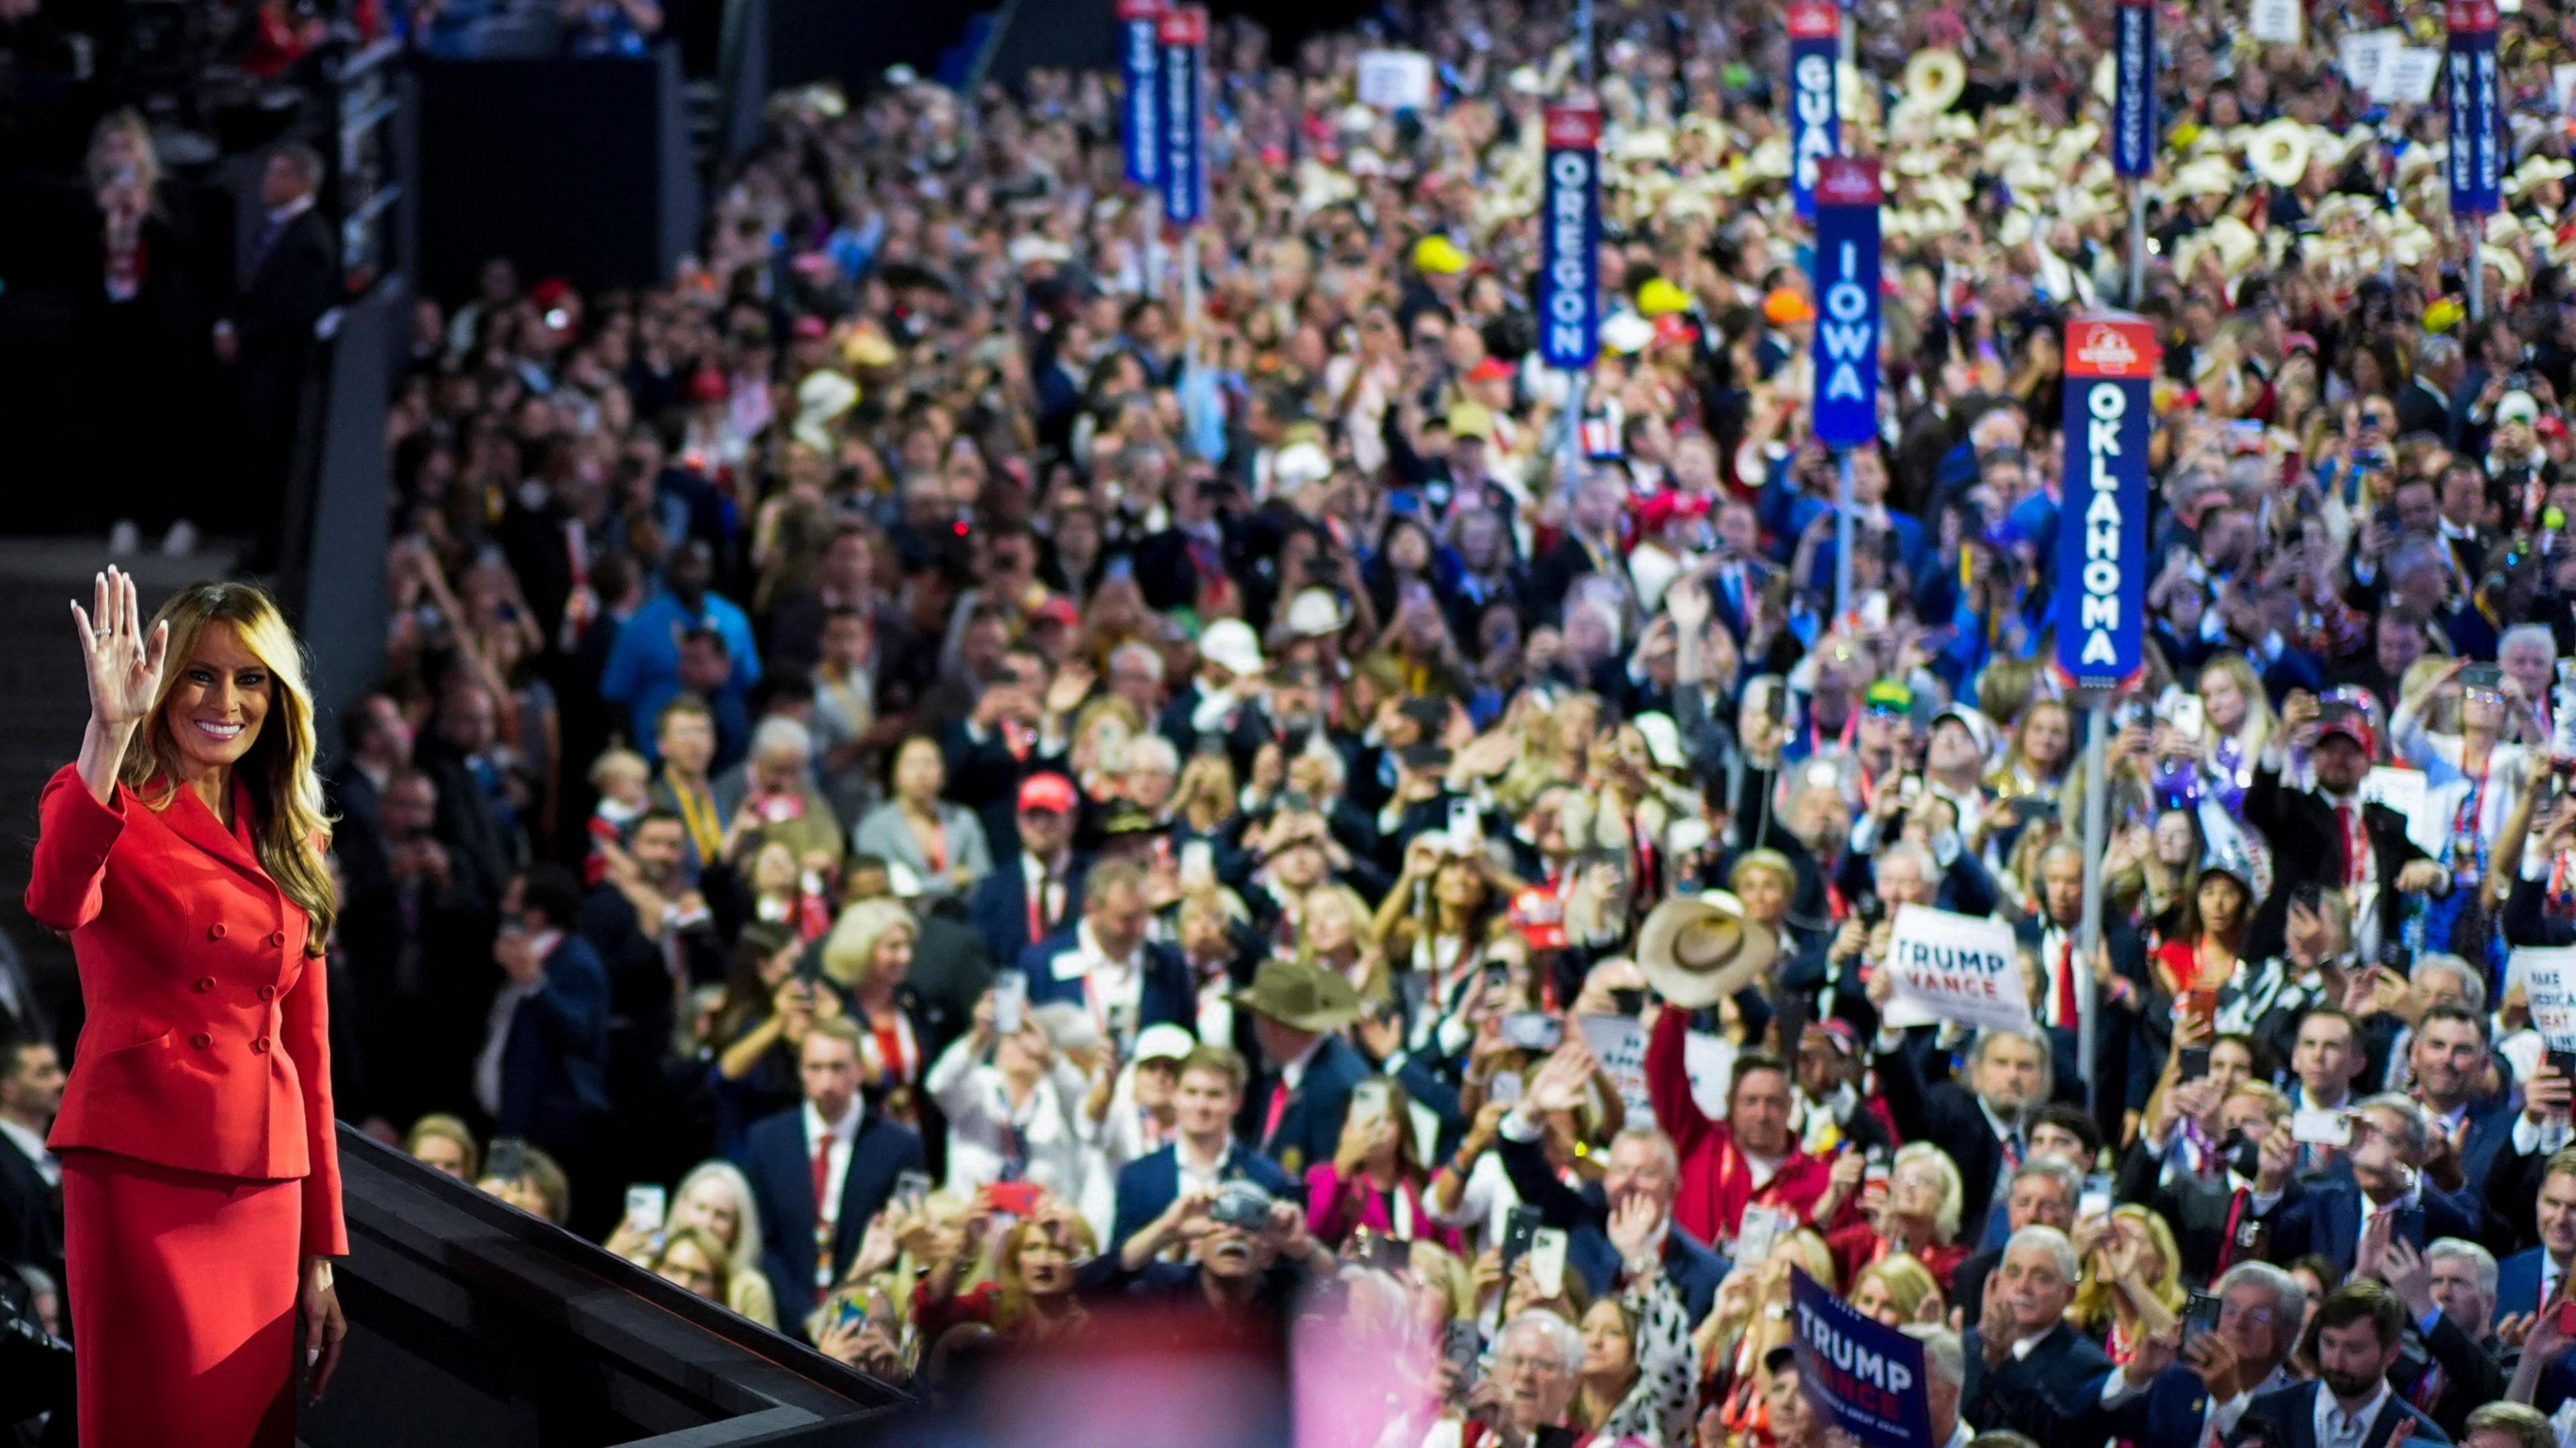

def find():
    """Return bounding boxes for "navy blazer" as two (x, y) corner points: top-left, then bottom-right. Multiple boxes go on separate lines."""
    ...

(1960, 1321), (2115, 1444)
(1495, 1131), (1728, 1323)
(1018, 930), (1195, 1037)
(1109, 1139), (1299, 1251)
(496, 933), (612, 1151)
(2498, 1245), (2548, 1319)
(967, 854), (1090, 975)
(733, 1105), (925, 1327)
(2251, 1176), (2481, 1274)
(2226, 1379), (2450, 1448)
(1252, 1033), (1371, 1177)
(2096, 1363), (2217, 1447)
(2449, 1097), (2518, 1237)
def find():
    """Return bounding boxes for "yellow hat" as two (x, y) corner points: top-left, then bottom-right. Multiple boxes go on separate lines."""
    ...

(1413, 235), (1470, 275)
(2425, 298), (2465, 333)
(1637, 278), (1695, 317)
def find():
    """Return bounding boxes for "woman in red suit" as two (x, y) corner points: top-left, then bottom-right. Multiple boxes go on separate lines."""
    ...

(25, 566), (350, 1445)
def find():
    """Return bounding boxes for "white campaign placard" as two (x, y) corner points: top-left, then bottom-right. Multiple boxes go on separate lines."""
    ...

(1356, 50), (1436, 110)
(2378, 47), (2441, 105)
(2516, 948), (2576, 1051)
(2341, 29), (2402, 94)
(1580, 1015), (1654, 1125)
(2360, 765), (2444, 858)
(2249, 0), (2302, 44)
(2555, 63), (2576, 116)
(1880, 904), (2034, 1033)
(1686, 1029), (1737, 1120)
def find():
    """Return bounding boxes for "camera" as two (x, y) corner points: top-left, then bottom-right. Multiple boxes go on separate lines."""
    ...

(1210, 1181), (1276, 1231)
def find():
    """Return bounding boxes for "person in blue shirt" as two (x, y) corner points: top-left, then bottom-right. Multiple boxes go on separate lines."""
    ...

(602, 539), (760, 764)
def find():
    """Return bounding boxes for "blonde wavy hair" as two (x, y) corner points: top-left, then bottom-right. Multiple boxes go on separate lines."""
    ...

(820, 897), (917, 991)
(125, 581), (335, 953)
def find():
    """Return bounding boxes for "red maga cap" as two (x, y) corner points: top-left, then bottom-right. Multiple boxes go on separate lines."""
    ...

(2447, 0), (2500, 31)
(1544, 101), (1603, 148)
(1815, 158), (1882, 207)
(2064, 315), (2161, 380)
(1156, 5), (1208, 44)
(1787, 1), (1841, 39)
(1116, 0), (1165, 19)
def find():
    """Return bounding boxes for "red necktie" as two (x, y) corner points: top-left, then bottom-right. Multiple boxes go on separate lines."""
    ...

(2338, 802), (2365, 887)
(2056, 938), (2080, 1031)
(1263, 1081), (1290, 1146)
(2214, 1186), (2249, 1274)
(811, 1131), (834, 1213)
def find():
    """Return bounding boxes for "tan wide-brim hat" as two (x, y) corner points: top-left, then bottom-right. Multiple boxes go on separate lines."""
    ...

(1638, 891), (1778, 1009)
(2247, 118), (2310, 188)
(1900, 50), (1966, 117)
(1228, 956), (1362, 1034)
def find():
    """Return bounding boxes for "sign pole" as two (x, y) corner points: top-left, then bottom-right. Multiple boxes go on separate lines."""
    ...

(2127, 184), (2147, 305)
(1833, 450), (1856, 624)
(2076, 700), (2107, 1109)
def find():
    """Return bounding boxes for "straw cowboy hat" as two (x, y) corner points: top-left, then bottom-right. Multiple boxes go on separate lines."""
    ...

(1898, 50), (1967, 117)
(2508, 155), (2575, 197)
(2246, 118), (2310, 188)
(1637, 892), (1778, 1009)
(1228, 956), (1362, 1034)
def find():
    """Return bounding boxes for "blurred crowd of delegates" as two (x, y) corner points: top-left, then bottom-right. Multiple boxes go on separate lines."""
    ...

(25, 0), (2576, 1437)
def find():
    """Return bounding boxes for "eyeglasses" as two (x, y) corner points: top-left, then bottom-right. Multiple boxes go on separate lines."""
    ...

(1496, 1353), (1569, 1375)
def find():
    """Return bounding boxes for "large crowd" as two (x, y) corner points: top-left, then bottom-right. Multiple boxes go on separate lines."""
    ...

(13, 0), (2576, 1443)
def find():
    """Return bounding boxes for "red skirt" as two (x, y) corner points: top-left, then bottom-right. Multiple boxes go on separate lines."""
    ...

(62, 1148), (304, 1447)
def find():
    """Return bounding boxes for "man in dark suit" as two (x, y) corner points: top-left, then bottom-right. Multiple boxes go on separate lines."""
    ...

(2015, 839), (2152, 1145)
(2387, 1236), (2506, 1440)
(1230, 957), (1368, 1178)
(1954, 1158), (2080, 1328)
(1020, 862), (1195, 1053)
(2243, 695), (2450, 962)
(217, 143), (336, 560)
(2407, 1004), (2517, 1233)
(1868, 999), (2053, 1241)
(1110, 1044), (1296, 1252)
(0, 1035), (64, 1286)
(2249, 1093), (2480, 1273)
(2226, 1280), (2451, 1446)
(967, 773), (1089, 973)
(1962, 1225), (2116, 1442)
(2100, 1260), (2308, 1445)
(479, 865), (612, 1231)
(2481, 1137), (2576, 1319)
(325, 693), (411, 913)
(1495, 1100), (1730, 1323)
(415, 679), (523, 915)
(733, 1017), (924, 1329)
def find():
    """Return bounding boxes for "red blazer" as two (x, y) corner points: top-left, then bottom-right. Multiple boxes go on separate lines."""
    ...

(25, 764), (347, 1257)
(1644, 1007), (1832, 1245)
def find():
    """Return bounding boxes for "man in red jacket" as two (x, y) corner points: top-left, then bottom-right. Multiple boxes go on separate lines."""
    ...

(1644, 1005), (1835, 1248)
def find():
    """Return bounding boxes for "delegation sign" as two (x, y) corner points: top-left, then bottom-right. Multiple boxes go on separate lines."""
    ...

(1792, 1268), (1935, 1448)
(2054, 313), (2158, 689)
(1118, 0), (1163, 187)
(1158, 5), (1208, 225)
(1538, 101), (1603, 370)
(2112, 0), (2155, 178)
(2448, 0), (2502, 215)
(1811, 158), (1880, 448)
(1878, 903), (2032, 1034)
(1787, 1), (1840, 220)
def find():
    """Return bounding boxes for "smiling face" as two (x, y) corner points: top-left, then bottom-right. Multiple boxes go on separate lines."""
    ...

(164, 621), (273, 775)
